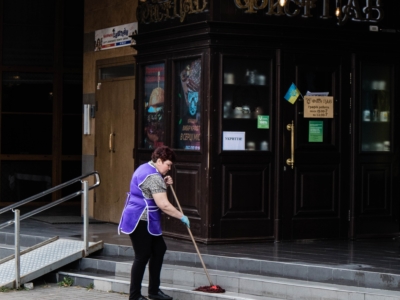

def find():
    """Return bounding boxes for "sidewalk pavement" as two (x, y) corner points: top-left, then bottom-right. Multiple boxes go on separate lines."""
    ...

(0, 283), (129, 299)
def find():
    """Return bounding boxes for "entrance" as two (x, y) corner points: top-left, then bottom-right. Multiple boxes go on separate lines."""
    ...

(280, 52), (351, 240)
(94, 57), (135, 223)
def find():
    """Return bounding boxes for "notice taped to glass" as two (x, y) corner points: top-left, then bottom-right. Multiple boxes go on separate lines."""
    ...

(304, 96), (334, 118)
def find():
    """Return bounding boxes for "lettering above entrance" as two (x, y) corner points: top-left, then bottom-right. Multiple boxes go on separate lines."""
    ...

(137, 0), (208, 23)
(234, 0), (384, 25)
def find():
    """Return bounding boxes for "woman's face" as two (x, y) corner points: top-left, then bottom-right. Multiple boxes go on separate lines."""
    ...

(155, 159), (172, 175)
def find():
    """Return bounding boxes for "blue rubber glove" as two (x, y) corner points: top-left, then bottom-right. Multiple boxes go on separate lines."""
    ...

(180, 215), (190, 228)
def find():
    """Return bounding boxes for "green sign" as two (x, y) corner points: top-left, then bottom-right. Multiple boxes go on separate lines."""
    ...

(309, 121), (323, 142)
(257, 115), (269, 129)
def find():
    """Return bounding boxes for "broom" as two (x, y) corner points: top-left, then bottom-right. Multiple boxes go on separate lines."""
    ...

(170, 185), (225, 293)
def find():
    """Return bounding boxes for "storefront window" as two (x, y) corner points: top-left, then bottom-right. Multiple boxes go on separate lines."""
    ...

(360, 64), (391, 152)
(222, 57), (270, 151)
(1, 72), (53, 154)
(0, 161), (52, 202)
(142, 63), (166, 149)
(2, 0), (55, 66)
(174, 58), (202, 151)
(62, 74), (82, 155)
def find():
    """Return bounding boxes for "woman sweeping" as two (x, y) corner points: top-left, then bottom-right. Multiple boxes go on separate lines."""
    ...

(118, 146), (190, 300)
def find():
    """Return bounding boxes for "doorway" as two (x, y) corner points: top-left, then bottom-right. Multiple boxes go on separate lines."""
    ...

(94, 57), (135, 223)
(280, 52), (351, 240)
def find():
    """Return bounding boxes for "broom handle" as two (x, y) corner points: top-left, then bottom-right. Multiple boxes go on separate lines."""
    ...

(170, 185), (214, 286)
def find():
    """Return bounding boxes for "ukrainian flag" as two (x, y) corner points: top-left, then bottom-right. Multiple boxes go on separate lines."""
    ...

(284, 83), (301, 104)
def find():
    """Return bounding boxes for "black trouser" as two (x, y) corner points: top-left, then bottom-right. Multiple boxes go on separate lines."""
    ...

(129, 220), (167, 300)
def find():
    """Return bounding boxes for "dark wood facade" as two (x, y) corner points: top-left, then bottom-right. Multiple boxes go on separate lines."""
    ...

(133, 0), (400, 243)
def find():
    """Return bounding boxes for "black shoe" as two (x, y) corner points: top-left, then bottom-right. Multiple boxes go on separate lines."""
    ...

(148, 289), (173, 300)
(135, 296), (148, 300)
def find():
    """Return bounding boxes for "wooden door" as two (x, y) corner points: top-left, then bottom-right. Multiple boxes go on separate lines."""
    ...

(95, 60), (135, 223)
(280, 52), (350, 240)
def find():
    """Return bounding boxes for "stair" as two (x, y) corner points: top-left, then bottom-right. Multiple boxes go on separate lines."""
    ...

(55, 243), (400, 300)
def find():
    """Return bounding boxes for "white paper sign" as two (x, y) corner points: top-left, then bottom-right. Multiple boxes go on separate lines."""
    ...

(95, 23), (138, 51)
(305, 91), (329, 96)
(223, 131), (245, 150)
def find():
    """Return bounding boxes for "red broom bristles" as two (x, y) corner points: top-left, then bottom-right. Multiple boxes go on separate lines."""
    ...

(194, 285), (225, 293)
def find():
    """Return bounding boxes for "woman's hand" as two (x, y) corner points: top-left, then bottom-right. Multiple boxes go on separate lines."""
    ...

(164, 175), (173, 186)
(180, 215), (190, 228)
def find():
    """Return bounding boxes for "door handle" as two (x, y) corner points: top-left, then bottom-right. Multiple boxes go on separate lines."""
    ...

(286, 120), (294, 169)
(109, 133), (115, 153)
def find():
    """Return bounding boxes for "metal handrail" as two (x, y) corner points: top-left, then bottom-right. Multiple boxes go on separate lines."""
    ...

(0, 171), (100, 217)
(0, 171), (100, 230)
(0, 171), (100, 289)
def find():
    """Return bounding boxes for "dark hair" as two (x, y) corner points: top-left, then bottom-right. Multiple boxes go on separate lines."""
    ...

(151, 146), (176, 163)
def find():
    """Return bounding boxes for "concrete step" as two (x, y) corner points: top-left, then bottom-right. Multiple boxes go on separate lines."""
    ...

(57, 270), (273, 300)
(90, 243), (400, 293)
(59, 258), (400, 300)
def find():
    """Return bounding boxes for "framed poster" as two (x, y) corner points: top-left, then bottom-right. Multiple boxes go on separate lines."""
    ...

(142, 63), (166, 149)
(174, 58), (202, 150)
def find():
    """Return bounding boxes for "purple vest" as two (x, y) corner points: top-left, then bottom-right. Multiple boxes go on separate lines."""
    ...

(118, 162), (163, 236)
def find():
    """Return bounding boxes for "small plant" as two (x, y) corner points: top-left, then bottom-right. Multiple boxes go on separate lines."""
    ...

(58, 276), (74, 287)
(0, 285), (28, 292)
(86, 283), (94, 290)
(0, 286), (11, 292)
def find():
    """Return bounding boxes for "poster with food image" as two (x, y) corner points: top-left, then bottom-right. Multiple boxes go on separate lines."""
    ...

(143, 63), (165, 149)
(175, 58), (201, 150)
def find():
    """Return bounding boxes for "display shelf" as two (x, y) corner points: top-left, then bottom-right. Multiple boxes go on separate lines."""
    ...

(221, 56), (271, 151)
(360, 64), (392, 153)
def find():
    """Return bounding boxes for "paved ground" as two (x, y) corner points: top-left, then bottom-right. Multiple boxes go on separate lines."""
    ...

(0, 282), (129, 299)
(2, 210), (400, 299)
